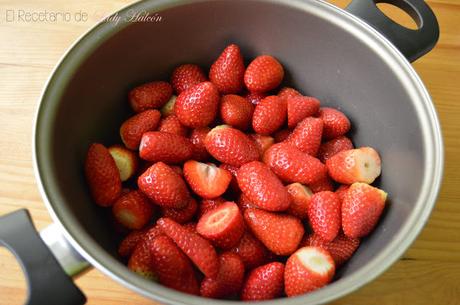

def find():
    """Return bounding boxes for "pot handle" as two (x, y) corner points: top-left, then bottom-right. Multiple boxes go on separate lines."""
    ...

(0, 209), (87, 305)
(345, 0), (439, 62)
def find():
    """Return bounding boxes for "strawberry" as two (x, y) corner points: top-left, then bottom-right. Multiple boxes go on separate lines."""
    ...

(308, 175), (335, 193)
(174, 81), (220, 128)
(158, 114), (189, 137)
(252, 96), (287, 135)
(318, 136), (354, 163)
(335, 185), (350, 202)
(286, 183), (313, 220)
(138, 162), (190, 209)
(241, 262), (285, 301)
(200, 252), (245, 298)
(160, 95), (177, 117)
(198, 197), (225, 218)
(220, 94), (254, 130)
(285, 117), (323, 156)
(326, 147), (381, 184)
(245, 91), (267, 105)
(118, 229), (147, 257)
(84, 143), (122, 207)
(120, 109), (161, 150)
(284, 246), (335, 296)
(342, 183), (387, 238)
(108, 145), (138, 181)
(204, 125), (259, 167)
(273, 129), (291, 143)
(250, 134), (274, 157)
(112, 190), (154, 230)
(197, 201), (244, 249)
(287, 96), (321, 128)
(318, 107), (351, 140)
(230, 231), (268, 269)
(237, 193), (257, 210)
(219, 164), (240, 195)
(244, 55), (284, 93)
(303, 233), (360, 266)
(244, 208), (304, 255)
(190, 127), (211, 161)
(169, 165), (183, 176)
(263, 143), (327, 185)
(157, 217), (219, 278)
(161, 198), (198, 224)
(128, 241), (157, 280)
(149, 235), (200, 294)
(183, 222), (197, 234)
(171, 64), (207, 95)
(278, 87), (302, 99)
(209, 44), (245, 94)
(129, 81), (173, 113)
(139, 131), (193, 164)
(308, 191), (341, 242)
(184, 160), (232, 199)
(237, 161), (290, 212)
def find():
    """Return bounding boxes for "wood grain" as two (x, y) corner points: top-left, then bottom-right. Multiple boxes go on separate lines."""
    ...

(0, 0), (459, 304)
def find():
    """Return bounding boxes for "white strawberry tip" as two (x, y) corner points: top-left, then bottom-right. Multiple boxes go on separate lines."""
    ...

(296, 247), (334, 275)
(355, 147), (381, 183)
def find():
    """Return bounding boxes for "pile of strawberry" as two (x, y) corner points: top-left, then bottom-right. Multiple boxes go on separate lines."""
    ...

(84, 43), (387, 300)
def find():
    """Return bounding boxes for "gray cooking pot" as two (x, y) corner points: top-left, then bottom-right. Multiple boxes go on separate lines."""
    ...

(0, 0), (443, 304)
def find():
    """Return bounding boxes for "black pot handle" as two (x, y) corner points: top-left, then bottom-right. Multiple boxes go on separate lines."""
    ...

(0, 210), (86, 305)
(345, 0), (439, 62)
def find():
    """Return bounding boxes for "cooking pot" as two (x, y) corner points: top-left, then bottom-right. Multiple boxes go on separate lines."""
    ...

(0, 0), (443, 304)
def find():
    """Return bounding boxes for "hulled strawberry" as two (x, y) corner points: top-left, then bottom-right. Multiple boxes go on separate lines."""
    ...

(285, 117), (323, 156)
(161, 198), (198, 224)
(230, 231), (268, 269)
(108, 145), (138, 181)
(174, 81), (220, 128)
(308, 191), (341, 242)
(244, 208), (304, 255)
(158, 114), (189, 137)
(190, 127), (211, 161)
(184, 160), (232, 199)
(209, 44), (245, 94)
(120, 109), (161, 150)
(204, 125), (259, 167)
(318, 136), (354, 163)
(129, 81), (173, 113)
(286, 183), (313, 220)
(198, 197), (226, 218)
(318, 107), (351, 140)
(128, 241), (157, 280)
(171, 64), (207, 94)
(245, 91), (267, 105)
(252, 96), (287, 135)
(244, 55), (284, 93)
(112, 190), (154, 230)
(287, 96), (320, 128)
(241, 262), (285, 301)
(250, 134), (274, 157)
(84, 143), (122, 207)
(326, 147), (381, 184)
(303, 233), (360, 266)
(220, 94), (254, 130)
(278, 86), (302, 99)
(139, 131), (193, 163)
(342, 183), (387, 238)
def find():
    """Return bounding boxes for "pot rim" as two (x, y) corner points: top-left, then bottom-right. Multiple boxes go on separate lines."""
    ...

(32, 0), (444, 304)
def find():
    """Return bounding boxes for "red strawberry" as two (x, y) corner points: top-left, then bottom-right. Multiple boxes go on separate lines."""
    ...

(308, 191), (341, 242)
(286, 183), (313, 220)
(342, 183), (387, 238)
(244, 55), (284, 93)
(245, 91), (267, 105)
(174, 81), (220, 128)
(244, 208), (304, 255)
(198, 197), (225, 218)
(128, 241), (157, 280)
(161, 198), (198, 224)
(149, 235), (200, 294)
(118, 229), (147, 257)
(169, 165), (183, 176)
(326, 147), (381, 184)
(241, 262), (285, 301)
(237, 161), (290, 212)
(200, 252), (245, 298)
(171, 64), (207, 94)
(157, 217), (219, 278)
(220, 94), (254, 130)
(318, 107), (351, 140)
(120, 109), (161, 150)
(335, 185), (350, 202)
(158, 114), (189, 137)
(197, 201), (244, 249)
(285, 117), (323, 156)
(273, 129), (291, 143)
(138, 162), (190, 209)
(112, 190), (154, 230)
(278, 87), (302, 99)
(209, 44), (245, 94)
(184, 160), (232, 199)
(284, 246), (335, 296)
(287, 96), (321, 128)
(250, 134), (274, 157)
(190, 127), (211, 161)
(139, 131), (193, 163)
(230, 231), (268, 269)
(237, 193), (257, 210)
(219, 164), (240, 195)
(84, 143), (122, 207)
(108, 145), (138, 181)
(160, 95), (177, 117)
(183, 222), (197, 234)
(318, 136), (354, 163)
(263, 143), (327, 185)
(204, 125), (259, 167)
(252, 96), (287, 135)
(309, 175), (335, 193)
(303, 233), (360, 266)
(129, 81), (173, 113)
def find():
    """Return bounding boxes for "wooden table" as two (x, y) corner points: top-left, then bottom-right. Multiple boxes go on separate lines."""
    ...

(0, 0), (458, 304)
